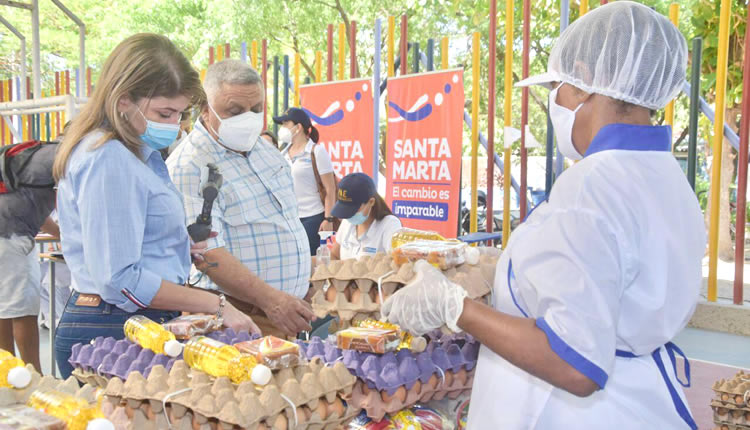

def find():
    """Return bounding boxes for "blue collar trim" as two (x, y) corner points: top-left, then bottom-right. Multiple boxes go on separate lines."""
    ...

(584, 124), (672, 158)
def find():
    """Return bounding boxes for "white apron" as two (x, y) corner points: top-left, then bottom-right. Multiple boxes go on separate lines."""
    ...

(466, 124), (704, 429)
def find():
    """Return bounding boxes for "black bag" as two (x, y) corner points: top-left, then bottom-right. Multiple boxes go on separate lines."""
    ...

(0, 140), (57, 194)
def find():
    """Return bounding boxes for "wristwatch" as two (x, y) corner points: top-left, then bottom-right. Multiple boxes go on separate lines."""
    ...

(216, 293), (226, 320)
(324, 216), (335, 222)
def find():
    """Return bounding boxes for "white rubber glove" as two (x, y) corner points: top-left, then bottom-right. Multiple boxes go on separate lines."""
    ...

(381, 260), (468, 335)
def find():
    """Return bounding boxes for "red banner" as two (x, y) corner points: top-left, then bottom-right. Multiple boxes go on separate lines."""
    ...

(386, 69), (465, 238)
(300, 78), (374, 178)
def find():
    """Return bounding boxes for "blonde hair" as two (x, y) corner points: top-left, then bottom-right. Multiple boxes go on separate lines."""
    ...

(53, 33), (205, 179)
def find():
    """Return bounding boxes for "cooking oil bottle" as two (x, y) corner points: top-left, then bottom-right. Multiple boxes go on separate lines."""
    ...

(390, 228), (446, 249)
(123, 315), (183, 357)
(183, 336), (272, 385)
(27, 389), (114, 430)
(355, 319), (427, 352)
(0, 349), (31, 388)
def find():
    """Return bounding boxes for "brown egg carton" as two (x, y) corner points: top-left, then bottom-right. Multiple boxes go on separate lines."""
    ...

(310, 253), (499, 324)
(714, 425), (750, 430)
(0, 363), (100, 408)
(712, 399), (750, 428)
(349, 367), (475, 421)
(104, 358), (359, 429)
(713, 371), (750, 408)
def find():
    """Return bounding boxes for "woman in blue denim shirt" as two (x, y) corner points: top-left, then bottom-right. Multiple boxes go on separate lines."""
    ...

(52, 34), (258, 378)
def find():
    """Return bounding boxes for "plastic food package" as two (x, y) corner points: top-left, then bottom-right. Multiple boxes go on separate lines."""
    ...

(162, 314), (223, 340)
(355, 319), (427, 352)
(233, 336), (304, 370)
(0, 405), (64, 430)
(337, 327), (401, 354)
(391, 228), (447, 250)
(346, 411), (395, 429)
(392, 240), (467, 270)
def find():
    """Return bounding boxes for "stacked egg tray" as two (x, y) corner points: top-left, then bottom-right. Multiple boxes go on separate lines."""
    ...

(69, 328), (256, 388)
(294, 332), (479, 421)
(102, 356), (359, 430)
(309, 251), (500, 328)
(712, 371), (750, 429)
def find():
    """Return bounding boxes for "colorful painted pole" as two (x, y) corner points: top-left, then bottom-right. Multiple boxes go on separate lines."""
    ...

(327, 24), (334, 81)
(470, 32), (480, 234)
(707, 0), (732, 303)
(373, 18), (382, 188)
(273, 56), (279, 135)
(687, 38), (702, 191)
(441, 37), (449, 69)
(316, 51), (323, 83)
(86, 67), (92, 96)
(209, 46), (214, 65)
(520, 0), (531, 220)
(502, 0), (514, 248)
(580, 0), (588, 16)
(217, 44), (225, 61)
(283, 55), (290, 111)
(262, 39), (268, 129)
(412, 42), (420, 74)
(486, 0), (497, 234)
(400, 15), (408, 76)
(734, 1), (750, 305)
(224, 43), (230, 59)
(54, 72), (60, 138)
(388, 17), (395, 76)
(251, 40), (258, 69)
(338, 23), (346, 80)
(0, 81), (5, 146)
(350, 20), (357, 79)
(664, 3), (679, 150)
(426, 39), (435, 71)
(294, 53), (300, 107)
(240, 42), (247, 63)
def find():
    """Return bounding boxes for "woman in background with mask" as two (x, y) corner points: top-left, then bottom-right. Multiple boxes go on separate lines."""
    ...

(53, 34), (258, 379)
(382, 3), (704, 428)
(274, 108), (337, 256)
(330, 173), (401, 260)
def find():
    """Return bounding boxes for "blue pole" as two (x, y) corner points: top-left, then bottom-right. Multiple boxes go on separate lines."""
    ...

(241, 42), (248, 63)
(427, 39), (435, 71)
(373, 18), (382, 187)
(283, 55), (290, 111)
(75, 68), (80, 98)
(273, 56), (280, 135)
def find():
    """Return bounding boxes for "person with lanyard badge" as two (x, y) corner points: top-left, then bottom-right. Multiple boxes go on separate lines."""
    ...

(381, 3), (704, 429)
(275, 108), (337, 256)
(53, 34), (258, 379)
(329, 173), (402, 260)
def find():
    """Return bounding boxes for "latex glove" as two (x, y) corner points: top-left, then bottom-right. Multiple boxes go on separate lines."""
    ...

(381, 260), (468, 335)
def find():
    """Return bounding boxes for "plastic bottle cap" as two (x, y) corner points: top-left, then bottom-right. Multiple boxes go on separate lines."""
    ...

(251, 364), (272, 386)
(7, 367), (31, 389)
(86, 418), (115, 430)
(465, 247), (480, 266)
(164, 340), (184, 358)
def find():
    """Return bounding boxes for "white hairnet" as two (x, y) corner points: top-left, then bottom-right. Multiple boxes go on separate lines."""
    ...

(519, 1), (687, 110)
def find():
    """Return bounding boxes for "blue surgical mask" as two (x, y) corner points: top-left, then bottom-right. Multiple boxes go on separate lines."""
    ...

(137, 106), (180, 150)
(348, 211), (368, 226)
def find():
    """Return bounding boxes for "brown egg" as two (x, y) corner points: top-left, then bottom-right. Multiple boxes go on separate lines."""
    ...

(736, 394), (745, 405)
(295, 407), (308, 424)
(369, 288), (380, 304)
(454, 368), (468, 387)
(351, 288), (363, 304)
(316, 399), (329, 420)
(325, 287), (337, 303)
(443, 372), (454, 388)
(328, 397), (346, 417)
(381, 386), (407, 404)
(426, 375), (439, 390)
(717, 407), (728, 416)
(256, 424), (269, 430)
(410, 380), (423, 395)
(361, 383), (371, 395)
(273, 414), (288, 430)
(721, 393), (730, 401)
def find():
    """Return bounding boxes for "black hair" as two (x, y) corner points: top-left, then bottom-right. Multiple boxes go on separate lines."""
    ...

(370, 194), (393, 221)
(291, 121), (319, 143)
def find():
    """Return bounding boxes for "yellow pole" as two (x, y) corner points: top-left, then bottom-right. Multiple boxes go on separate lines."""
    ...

(664, 3), (679, 149)
(388, 17), (395, 77)
(251, 40), (258, 69)
(471, 32), (480, 234)
(580, 0), (589, 16)
(294, 52), (301, 107)
(216, 44), (224, 61)
(502, 0), (514, 248)
(3, 81), (9, 144)
(708, 0), (731, 302)
(441, 37), (449, 70)
(316, 50), (323, 83)
(338, 23), (346, 80)
(40, 90), (46, 140)
(200, 69), (206, 83)
(22, 114), (28, 141)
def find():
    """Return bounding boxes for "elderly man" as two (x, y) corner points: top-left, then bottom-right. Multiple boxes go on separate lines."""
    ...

(167, 59), (314, 337)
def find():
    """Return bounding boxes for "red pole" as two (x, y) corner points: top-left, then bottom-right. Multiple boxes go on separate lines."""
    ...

(734, 0), (750, 305)
(520, 0), (531, 221)
(225, 43), (230, 59)
(486, 0), (497, 234)
(86, 67), (92, 97)
(400, 15), (408, 76)
(601, 0), (608, 3)
(0, 80), (4, 146)
(209, 46), (215, 65)
(262, 39), (268, 130)
(65, 70), (71, 94)
(327, 24), (334, 81)
(350, 20), (357, 79)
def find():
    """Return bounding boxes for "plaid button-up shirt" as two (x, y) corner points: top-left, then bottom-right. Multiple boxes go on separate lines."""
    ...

(167, 120), (311, 298)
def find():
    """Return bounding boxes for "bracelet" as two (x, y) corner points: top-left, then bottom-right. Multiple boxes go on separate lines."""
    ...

(216, 293), (226, 320)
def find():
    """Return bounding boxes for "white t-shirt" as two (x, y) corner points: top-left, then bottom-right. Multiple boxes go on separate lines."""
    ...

(283, 139), (334, 218)
(337, 215), (402, 260)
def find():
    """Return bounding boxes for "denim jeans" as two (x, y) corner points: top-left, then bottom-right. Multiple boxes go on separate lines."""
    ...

(300, 212), (325, 256)
(54, 291), (179, 379)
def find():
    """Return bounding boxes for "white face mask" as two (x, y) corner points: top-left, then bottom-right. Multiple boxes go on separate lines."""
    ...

(278, 126), (295, 144)
(549, 84), (585, 161)
(208, 103), (263, 152)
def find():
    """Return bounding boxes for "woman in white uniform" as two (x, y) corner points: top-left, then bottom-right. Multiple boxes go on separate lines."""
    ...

(382, 3), (704, 429)
(329, 173), (402, 260)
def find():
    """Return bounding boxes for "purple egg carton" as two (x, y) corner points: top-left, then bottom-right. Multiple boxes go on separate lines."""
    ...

(294, 335), (479, 396)
(69, 328), (259, 381)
